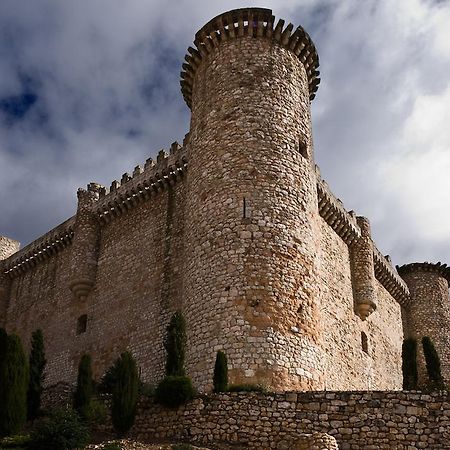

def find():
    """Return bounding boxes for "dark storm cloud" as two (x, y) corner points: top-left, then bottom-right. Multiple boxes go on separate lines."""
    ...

(0, 0), (449, 267)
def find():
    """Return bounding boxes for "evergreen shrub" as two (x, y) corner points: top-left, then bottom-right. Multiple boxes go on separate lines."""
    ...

(27, 329), (46, 421)
(111, 352), (139, 436)
(165, 311), (187, 376)
(155, 376), (194, 408)
(422, 336), (445, 389)
(73, 354), (93, 420)
(0, 334), (29, 437)
(227, 383), (266, 393)
(401, 338), (418, 390)
(213, 350), (228, 393)
(28, 408), (89, 450)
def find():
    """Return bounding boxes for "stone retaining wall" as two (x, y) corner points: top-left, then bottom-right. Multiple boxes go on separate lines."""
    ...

(127, 391), (449, 450)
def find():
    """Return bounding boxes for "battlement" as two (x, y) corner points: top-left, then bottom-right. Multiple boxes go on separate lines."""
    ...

(180, 7), (320, 108)
(95, 140), (187, 223)
(3, 217), (75, 276)
(397, 262), (450, 284)
(0, 236), (20, 260)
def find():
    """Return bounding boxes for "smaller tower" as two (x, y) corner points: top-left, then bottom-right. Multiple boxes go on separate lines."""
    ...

(0, 236), (20, 327)
(69, 183), (104, 301)
(398, 262), (450, 386)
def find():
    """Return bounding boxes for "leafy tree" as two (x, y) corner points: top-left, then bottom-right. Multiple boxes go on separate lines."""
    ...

(73, 354), (93, 420)
(27, 329), (46, 421)
(111, 352), (139, 436)
(0, 334), (29, 437)
(213, 350), (228, 393)
(422, 336), (444, 389)
(401, 338), (418, 390)
(164, 311), (187, 376)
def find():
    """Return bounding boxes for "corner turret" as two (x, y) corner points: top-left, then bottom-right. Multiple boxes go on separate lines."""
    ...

(398, 262), (450, 386)
(0, 236), (20, 327)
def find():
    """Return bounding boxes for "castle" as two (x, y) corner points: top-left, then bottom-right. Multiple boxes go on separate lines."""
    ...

(0, 7), (449, 393)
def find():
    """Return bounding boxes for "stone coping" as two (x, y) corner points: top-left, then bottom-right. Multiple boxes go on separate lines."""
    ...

(180, 7), (320, 108)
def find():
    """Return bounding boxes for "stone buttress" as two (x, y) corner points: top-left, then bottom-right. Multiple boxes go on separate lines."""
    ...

(0, 237), (20, 327)
(181, 8), (325, 391)
(398, 262), (450, 386)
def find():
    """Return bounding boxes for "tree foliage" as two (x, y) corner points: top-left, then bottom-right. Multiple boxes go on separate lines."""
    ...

(213, 350), (228, 393)
(27, 329), (46, 421)
(73, 354), (93, 420)
(164, 311), (187, 377)
(401, 338), (418, 390)
(0, 334), (29, 437)
(111, 352), (139, 436)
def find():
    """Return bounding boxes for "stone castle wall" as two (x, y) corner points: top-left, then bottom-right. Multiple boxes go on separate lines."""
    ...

(0, 7), (441, 393)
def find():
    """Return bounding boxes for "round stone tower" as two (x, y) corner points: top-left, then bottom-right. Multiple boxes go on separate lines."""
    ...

(182, 8), (324, 391)
(398, 262), (450, 386)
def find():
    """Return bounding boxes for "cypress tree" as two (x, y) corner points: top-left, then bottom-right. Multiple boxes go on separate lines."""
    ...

(401, 338), (418, 390)
(0, 334), (29, 437)
(213, 350), (228, 393)
(27, 329), (46, 421)
(422, 336), (444, 388)
(0, 328), (7, 401)
(111, 351), (139, 436)
(73, 354), (93, 420)
(164, 311), (186, 376)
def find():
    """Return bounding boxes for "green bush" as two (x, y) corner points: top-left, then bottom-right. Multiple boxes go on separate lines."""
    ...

(28, 408), (89, 450)
(98, 362), (119, 395)
(213, 350), (228, 393)
(172, 444), (194, 450)
(111, 352), (139, 436)
(0, 334), (29, 437)
(227, 383), (266, 393)
(101, 442), (124, 450)
(402, 338), (418, 390)
(73, 354), (93, 420)
(0, 435), (31, 448)
(85, 398), (107, 426)
(422, 336), (445, 389)
(27, 329), (46, 421)
(165, 311), (187, 376)
(155, 376), (194, 408)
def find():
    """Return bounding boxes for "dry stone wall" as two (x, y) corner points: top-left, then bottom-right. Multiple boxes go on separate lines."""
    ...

(93, 390), (449, 450)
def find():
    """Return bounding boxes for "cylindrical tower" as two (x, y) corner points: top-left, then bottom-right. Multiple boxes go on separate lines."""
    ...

(398, 262), (450, 386)
(0, 237), (20, 328)
(182, 8), (324, 391)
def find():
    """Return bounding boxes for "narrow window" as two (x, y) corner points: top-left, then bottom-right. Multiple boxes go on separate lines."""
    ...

(361, 331), (369, 354)
(243, 197), (247, 218)
(77, 315), (87, 335)
(299, 139), (308, 158)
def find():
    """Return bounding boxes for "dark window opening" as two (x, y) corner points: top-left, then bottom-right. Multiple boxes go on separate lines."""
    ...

(77, 315), (87, 335)
(243, 197), (247, 218)
(361, 331), (369, 354)
(299, 139), (308, 158)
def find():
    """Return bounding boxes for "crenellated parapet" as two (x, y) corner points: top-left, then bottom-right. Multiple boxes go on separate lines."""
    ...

(316, 172), (361, 246)
(3, 219), (75, 277)
(180, 7), (320, 108)
(95, 141), (187, 223)
(316, 168), (410, 310)
(373, 248), (410, 306)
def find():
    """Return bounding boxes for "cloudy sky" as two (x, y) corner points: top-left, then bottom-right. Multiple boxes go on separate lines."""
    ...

(0, 0), (449, 266)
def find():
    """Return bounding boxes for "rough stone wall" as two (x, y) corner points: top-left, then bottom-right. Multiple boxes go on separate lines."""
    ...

(5, 180), (186, 386)
(0, 236), (20, 260)
(319, 219), (403, 390)
(184, 33), (324, 392)
(114, 391), (449, 449)
(0, 236), (20, 326)
(400, 267), (450, 386)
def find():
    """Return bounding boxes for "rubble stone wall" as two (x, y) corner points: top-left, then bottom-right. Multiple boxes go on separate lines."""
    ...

(129, 391), (450, 450)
